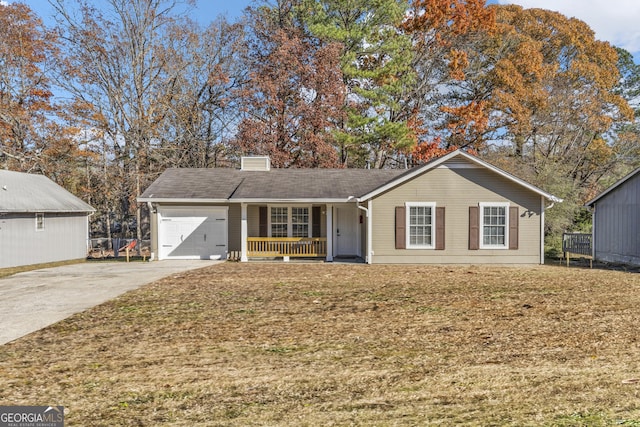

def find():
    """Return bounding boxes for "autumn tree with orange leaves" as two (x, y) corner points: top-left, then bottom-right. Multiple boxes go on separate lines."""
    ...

(232, 0), (345, 168)
(0, 3), (80, 179)
(402, 0), (496, 163)
(477, 5), (634, 239)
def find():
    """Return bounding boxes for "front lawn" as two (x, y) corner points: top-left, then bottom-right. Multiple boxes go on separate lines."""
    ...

(1, 263), (639, 426)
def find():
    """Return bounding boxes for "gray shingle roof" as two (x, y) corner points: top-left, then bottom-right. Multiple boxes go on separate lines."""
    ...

(0, 170), (95, 213)
(140, 167), (405, 201)
(139, 150), (561, 204)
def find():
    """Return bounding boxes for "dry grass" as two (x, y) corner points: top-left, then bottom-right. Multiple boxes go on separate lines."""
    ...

(1, 262), (640, 426)
(0, 259), (85, 279)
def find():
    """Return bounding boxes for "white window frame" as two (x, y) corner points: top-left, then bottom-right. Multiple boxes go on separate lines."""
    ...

(269, 206), (289, 237)
(479, 202), (509, 249)
(291, 207), (310, 238)
(268, 205), (312, 238)
(35, 212), (45, 231)
(405, 202), (436, 249)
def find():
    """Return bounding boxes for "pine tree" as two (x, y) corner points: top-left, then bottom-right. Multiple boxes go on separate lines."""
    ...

(306, 0), (415, 168)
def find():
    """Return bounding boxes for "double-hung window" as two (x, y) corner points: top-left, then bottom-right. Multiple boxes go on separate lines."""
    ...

(406, 202), (435, 249)
(270, 207), (288, 237)
(291, 207), (309, 238)
(269, 206), (310, 238)
(480, 203), (509, 249)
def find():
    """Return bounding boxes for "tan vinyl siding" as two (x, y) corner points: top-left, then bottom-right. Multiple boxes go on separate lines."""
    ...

(371, 161), (542, 264)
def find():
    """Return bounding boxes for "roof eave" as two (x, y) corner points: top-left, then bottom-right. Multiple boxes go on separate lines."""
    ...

(0, 209), (95, 214)
(139, 197), (357, 204)
(138, 198), (231, 204)
(231, 198), (352, 203)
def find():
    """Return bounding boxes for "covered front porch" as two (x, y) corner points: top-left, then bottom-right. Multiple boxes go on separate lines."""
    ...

(237, 202), (371, 263)
(247, 237), (327, 258)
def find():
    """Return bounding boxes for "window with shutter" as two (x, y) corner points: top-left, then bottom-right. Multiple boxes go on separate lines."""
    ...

(397, 203), (439, 250)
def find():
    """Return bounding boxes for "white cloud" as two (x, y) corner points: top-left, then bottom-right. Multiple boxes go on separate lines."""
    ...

(496, 0), (640, 54)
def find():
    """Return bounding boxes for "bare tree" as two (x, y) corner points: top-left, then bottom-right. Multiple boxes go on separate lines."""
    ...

(53, 0), (193, 246)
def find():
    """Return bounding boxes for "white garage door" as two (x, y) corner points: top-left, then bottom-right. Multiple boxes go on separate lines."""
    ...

(158, 207), (228, 260)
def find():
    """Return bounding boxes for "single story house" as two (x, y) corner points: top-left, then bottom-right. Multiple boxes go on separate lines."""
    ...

(139, 150), (561, 264)
(0, 170), (95, 269)
(585, 167), (640, 266)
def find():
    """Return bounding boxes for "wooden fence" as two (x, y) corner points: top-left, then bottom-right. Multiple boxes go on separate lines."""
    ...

(562, 233), (592, 267)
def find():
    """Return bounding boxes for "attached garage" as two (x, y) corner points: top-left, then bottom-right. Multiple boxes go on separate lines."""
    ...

(157, 206), (228, 260)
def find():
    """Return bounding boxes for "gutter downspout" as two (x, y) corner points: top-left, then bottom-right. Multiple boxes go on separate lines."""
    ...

(541, 200), (556, 265)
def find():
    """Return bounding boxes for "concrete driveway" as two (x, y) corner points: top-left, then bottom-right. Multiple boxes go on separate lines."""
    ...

(0, 260), (216, 345)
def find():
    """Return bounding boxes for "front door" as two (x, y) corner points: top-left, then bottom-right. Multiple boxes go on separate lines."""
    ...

(335, 205), (358, 257)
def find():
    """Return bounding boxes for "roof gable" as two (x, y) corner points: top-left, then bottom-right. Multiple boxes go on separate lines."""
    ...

(359, 150), (562, 203)
(0, 170), (95, 213)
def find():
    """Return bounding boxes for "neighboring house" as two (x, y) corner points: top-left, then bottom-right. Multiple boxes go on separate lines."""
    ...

(585, 168), (640, 266)
(139, 150), (561, 264)
(0, 170), (95, 269)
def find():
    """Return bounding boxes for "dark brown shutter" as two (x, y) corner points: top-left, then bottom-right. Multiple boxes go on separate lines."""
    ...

(509, 206), (519, 250)
(435, 207), (445, 250)
(312, 206), (321, 237)
(469, 206), (479, 250)
(259, 206), (268, 237)
(395, 206), (406, 249)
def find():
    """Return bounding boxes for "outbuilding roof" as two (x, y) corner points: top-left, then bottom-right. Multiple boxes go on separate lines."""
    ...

(585, 167), (640, 207)
(0, 170), (95, 213)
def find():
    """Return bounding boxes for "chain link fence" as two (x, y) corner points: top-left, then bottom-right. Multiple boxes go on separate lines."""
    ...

(88, 238), (151, 259)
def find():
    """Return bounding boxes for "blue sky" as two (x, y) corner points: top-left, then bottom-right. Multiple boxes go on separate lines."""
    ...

(18, 0), (253, 26)
(14, 0), (640, 57)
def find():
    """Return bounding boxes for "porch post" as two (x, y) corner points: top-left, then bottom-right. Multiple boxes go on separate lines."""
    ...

(326, 204), (333, 262)
(540, 196), (545, 265)
(367, 199), (373, 264)
(241, 203), (248, 262)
